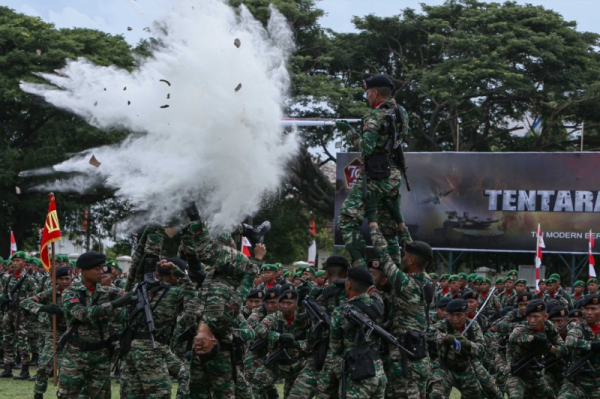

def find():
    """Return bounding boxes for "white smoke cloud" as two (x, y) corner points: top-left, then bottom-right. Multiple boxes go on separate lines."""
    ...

(20, 0), (298, 232)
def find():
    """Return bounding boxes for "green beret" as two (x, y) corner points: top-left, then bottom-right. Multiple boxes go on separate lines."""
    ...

(495, 278), (505, 284)
(32, 258), (42, 267)
(261, 264), (278, 273)
(573, 280), (585, 288)
(274, 263), (283, 270)
(473, 276), (484, 283)
(505, 276), (515, 282)
(440, 274), (450, 281)
(549, 273), (561, 280)
(588, 278), (599, 285)
(467, 273), (477, 282)
(59, 255), (68, 263)
(515, 279), (527, 286)
(25, 257), (35, 263)
(70, 260), (76, 267)
(448, 275), (460, 282)
(10, 251), (27, 260)
(105, 260), (122, 272)
(546, 277), (558, 284)
(0, 256), (3, 262)
(507, 270), (519, 277)
(429, 273), (438, 279)
(483, 278), (492, 285)
(303, 267), (316, 276)
(539, 278), (546, 284)
(295, 266), (307, 274)
(283, 270), (291, 277)
(315, 270), (325, 277)
(458, 273), (468, 280)
(294, 272), (302, 278)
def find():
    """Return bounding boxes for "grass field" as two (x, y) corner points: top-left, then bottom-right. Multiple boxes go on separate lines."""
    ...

(3, 368), (463, 398)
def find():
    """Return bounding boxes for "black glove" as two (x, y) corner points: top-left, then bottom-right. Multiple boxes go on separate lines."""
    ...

(454, 334), (472, 350)
(364, 190), (380, 223)
(532, 333), (547, 345)
(296, 280), (312, 303)
(382, 196), (404, 224)
(110, 292), (133, 308)
(39, 304), (62, 315)
(0, 295), (9, 306)
(591, 341), (600, 352)
(308, 286), (323, 298)
(278, 333), (296, 347)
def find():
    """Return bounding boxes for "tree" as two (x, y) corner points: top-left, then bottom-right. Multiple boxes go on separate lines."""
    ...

(0, 7), (135, 256)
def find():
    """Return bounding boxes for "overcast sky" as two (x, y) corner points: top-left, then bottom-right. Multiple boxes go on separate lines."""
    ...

(2, 0), (599, 46)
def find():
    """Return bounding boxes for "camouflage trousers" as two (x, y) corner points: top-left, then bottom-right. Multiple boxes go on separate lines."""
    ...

(121, 340), (173, 398)
(494, 350), (509, 392)
(252, 361), (304, 399)
(288, 356), (320, 399)
(338, 169), (403, 246)
(189, 350), (235, 399)
(26, 312), (39, 358)
(244, 350), (279, 398)
(545, 367), (565, 395)
(385, 347), (430, 399)
(428, 362), (484, 399)
(34, 328), (61, 394)
(558, 378), (600, 399)
(506, 371), (555, 399)
(2, 309), (30, 364)
(57, 345), (111, 398)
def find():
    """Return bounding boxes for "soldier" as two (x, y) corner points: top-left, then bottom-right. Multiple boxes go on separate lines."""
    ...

(243, 289), (264, 320)
(293, 273), (302, 287)
(572, 281), (585, 302)
(0, 251), (38, 379)
(586, 277), (599, 296)
(495, 278), (505, 296)
(301, 267), (316, 282)
(120, 258), (198, 398)
(433, 275), (451, 305)
(458, 273), (468, 290)
(467, 274), (476, 289)
(257, 264), (280, 291)
(478, 277), (501, 321)
(549, 273), (574, 309)
(253, 275), (263, 288)
(106, 260), (126, 290)
(338, 74), (410, 257)
(21, 265), (72, 399)
(448, 275), (461, 298)
(472, 276), (482, 293)
(499, 276), (517, 307)
(568, 308), (584, 324)
(57, 252), (132, 398)
(538, 279), (547, 297)
(427, 297), (452, 366)
(506, 270), (519, 280)
(557, 294), (600, 399)
(314, 270), (326, 287)
(251, 290), (307, 398)
(428, 299), (491, 399)
(367, 207), (433, 399)
(283, 270), (292, 283)
(543, 277), (570, 310)
(545, 306), (570, 393)
(506, 299), (566, 399)
(329, 266), (387, 398)
(430, 273), (439, 289)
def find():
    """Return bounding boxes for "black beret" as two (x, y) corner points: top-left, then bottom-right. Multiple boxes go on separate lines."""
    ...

(102, 265), (112, 275)
(445, 299), (468, 313)
(364, 74), (394, 90)
(569, 309), (583, 318)
(247, 289), (264, 300)
(517, 291), (534, 303)
(367, 259), (383, 271)
(264, 288), (280, 300)
(525, 300), (546, 316)
(347, 266), (374, 287)
(76, 252), (106, 270)
(279, 290), (298, 301)
(405, 241), (433, 261)
(501, 306), (515, 317)
(325, 255), (350, 270)
(55, 266), (72, 279)
(580, 294), (600, 308)
(548, 306), (568, 319)
(453, 290), (465, 299)
(574, 298), (585, 309)
(279, 283), (294, 293)
(158, 257), (187, 275)
(462, 290), (478, 301)
(436, 297), (452, 309)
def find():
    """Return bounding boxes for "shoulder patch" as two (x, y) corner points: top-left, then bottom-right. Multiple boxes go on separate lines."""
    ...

(70, 298), (79, 303)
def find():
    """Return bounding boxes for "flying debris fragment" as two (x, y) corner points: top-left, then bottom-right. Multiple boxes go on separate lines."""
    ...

(36, 49), (41, 56)
(89, 155), (101, 168)
(15, 187), (21, 195)
(160, 105), (170, 109)
(104, 88), (106, 91)
(128, 101), (131, 105)
(234, 38), (241, 48)
(127, 27), (133, 31)
(94, 102), (97, 106)
(160, 79), (171, 86)
(123, 87), (127, 91)
(235, 83), (242, 92)
(167, 93), (170, 99)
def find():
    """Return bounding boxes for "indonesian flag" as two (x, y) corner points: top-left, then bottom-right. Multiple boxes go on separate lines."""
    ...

(241, 236), (252, 257)
(308, 220), (317, 266)
(535, 224), (545, 292)
(589, 230), (597, 279)
(10, 231), (17, 255)
(40, 195), (62, 271)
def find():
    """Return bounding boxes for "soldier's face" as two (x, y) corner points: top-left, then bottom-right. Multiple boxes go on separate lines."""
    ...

(504, 280), (514, 291)
(253, 276), (263, 286)
(280, 299), (297, 318)
(302, 271), (314, 281)
(459, 279), (467, 288)
(551, 317), (568, 330)
(575, 286), (585, 294)
(294, 278), (301, 286)
(466, 299), (479, 314)
(440, 280), (448, 289)
(449, 281), (459, 292)
(515, 283), (526, 294)
(588, 283), (598, 293)
(473, 283), (481, 292)
(481, 283), (491, 292)
(366, 88), (378, 108)
(518, 301), (528, 316)
(448, 311), (467, 329)
(264, 299), (280, 314)
(538, 282), (546, 292)
(262, 270), (277, 283)
(526, 311), (547, 331)
(194, 323), (218, 355)
(246, 298), (262, 310)
(315, 276), (325, 286)
(57, 276), (73, 291)
(12, 258), (25, 272)
(547, 282), (558, 294)
(497, 283), (504, 291)
(81, 265), (103, 284)
(583, 304), (600, 324)
(436, 308), (448, 320)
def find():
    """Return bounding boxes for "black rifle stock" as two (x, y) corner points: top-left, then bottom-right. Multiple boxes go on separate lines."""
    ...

(302, 297), (331, 334)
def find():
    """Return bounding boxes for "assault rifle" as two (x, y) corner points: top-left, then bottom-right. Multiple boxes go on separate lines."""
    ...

(45, 325), (77, 367)
(177, 327), (197, 359)
(264, 346), (295, 367)
(341, 306), (414, 357)
(301, 296), (331, 334)
(2, 274), (27, 312)
(564, 350), (598, 380)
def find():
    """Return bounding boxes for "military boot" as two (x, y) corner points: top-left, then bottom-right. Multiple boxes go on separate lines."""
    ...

(34, 394), (43, 399)
(13, 364), (30, 380)
(13, 355), (21, 369)
(0, 364), (13, 378)
(242, 221), (271, 247)
(30, 352), (39, 366)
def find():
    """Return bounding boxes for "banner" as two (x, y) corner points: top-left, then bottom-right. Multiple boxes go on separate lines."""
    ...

(40, 195), (62, 271)
(335, 152), (600, 254)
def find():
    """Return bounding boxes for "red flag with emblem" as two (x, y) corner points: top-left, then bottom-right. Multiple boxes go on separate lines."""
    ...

(241, 236), (252, 257)
(40, 195), (62, 271)
(590, 230), (597, 279)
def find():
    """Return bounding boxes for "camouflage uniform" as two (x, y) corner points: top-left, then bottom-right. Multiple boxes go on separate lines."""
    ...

(234, 313), (256, 399)
(58, 281), (126, 398)
(370, 225), (430, 399)
(251, 310), (307, 398)
(494, 308), (527, 393)
(557, 286), (574, 309)
(338, 99), (409, 248)
(0, 271), (38, 365)
(543, 292), (570, 310)
(478, 291), (501, 321)
(557, 321), (600, 399)
(506, 320), (566, 399)
(498, 290), (517, 308)
(21, 287), (67, 395)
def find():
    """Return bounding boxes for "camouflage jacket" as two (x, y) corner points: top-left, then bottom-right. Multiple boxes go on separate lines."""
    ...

(300, 281), (348, 345)
(346, 98), (408, 158)
(61, 280), (126, 344)
(330, 293), (382, 357)
(21, 287), (68, 332)
(427, 313), (441, 361)
(507, 320), (567, 364)
(371, 225), (427, 334)
(433, 288), (452, 307)
(564, 321), (600, 374)
(543, 291), (570, 310)
(0, 272), (38, 312)
(435, 319), (485, 369)
(247, 305), (270, 330)
(36, 273), (53, 294)
(477, 290), (501, 321)
(254, 310), (307, 368)
(558, 286), (574, 308)
(495, 308), (527, 335)
(498, 290), (517, 308)
(235, 312), (255, 343)
(256, 281), (281, 292)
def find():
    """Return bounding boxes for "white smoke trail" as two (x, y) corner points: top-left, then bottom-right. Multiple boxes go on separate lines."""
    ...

(20, 0), (298, 232)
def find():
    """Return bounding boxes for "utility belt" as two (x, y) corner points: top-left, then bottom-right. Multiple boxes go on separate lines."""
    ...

(400, 331), (428, 360)
(131, 331), (170, 346)
(364, 153), (395, 181)
(344, 346), (381, 382)
(69, 336), (112, 352)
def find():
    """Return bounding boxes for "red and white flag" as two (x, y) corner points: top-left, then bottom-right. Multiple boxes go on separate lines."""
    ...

(535, 224), (545, 292)
(10, 231), (17, 255)
(308, 220), (317, 266)
(589, 230), (596, 279)
(241, 236), (252, 257)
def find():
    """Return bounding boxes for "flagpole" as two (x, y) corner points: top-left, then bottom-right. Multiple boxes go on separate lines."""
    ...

(50, 193), (58, 386)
